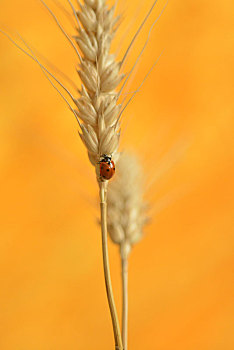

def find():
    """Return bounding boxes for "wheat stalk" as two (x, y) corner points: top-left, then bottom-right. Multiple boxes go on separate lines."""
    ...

(73, 1), (126, 349)
(107, 152), (148, 350)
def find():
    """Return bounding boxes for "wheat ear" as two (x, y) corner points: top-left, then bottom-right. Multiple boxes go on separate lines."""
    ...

(107, 152), (148, 350)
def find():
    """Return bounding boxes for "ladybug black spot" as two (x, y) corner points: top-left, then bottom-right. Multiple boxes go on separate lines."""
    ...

(106, 169), (110, 172)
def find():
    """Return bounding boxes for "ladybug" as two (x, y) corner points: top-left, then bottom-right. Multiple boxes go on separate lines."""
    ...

(99, 154), (115, 180)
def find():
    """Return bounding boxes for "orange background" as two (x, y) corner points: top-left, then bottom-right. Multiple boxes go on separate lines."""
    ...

(0, 0), (233, 349)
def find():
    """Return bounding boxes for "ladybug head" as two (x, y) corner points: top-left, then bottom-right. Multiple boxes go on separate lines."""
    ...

(100, 154), (112, 164)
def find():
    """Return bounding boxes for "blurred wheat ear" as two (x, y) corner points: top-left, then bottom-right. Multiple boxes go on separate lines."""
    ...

(107, 152), (148, 350)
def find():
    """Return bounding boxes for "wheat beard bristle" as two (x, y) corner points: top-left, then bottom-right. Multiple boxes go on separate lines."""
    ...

(74, 0), (124, 181)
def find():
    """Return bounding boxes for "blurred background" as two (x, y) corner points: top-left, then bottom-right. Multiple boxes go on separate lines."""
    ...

(0, 0), (233, 349)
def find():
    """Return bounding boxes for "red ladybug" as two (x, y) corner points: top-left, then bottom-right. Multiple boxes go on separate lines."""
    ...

(99, 155), (115, 180)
